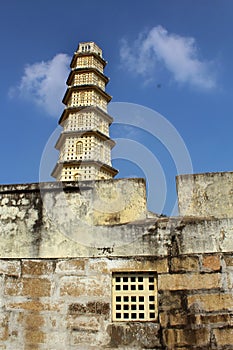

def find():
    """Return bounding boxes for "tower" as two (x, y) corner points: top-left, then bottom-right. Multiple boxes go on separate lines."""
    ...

(51, 41), (118, 181)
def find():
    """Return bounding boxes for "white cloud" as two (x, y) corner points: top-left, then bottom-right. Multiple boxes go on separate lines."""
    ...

(120, 26), (216, 90)
(10, 53), (71, 117)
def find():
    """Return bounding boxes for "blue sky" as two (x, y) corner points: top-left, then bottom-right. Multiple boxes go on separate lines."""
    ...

(1, 0), (233, 215)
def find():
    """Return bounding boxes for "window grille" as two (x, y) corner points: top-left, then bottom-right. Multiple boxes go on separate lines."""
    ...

(112, 272), (157, 322)
(78, 114), (83, 126)
(76, 141), (83, 155)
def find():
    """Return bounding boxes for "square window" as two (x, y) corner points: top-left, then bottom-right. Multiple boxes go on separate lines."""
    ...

(112, 272), (157, 322)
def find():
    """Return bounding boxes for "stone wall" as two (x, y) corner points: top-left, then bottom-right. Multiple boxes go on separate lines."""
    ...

(0, 174), (232, 349)
(0, 252), (232, 349)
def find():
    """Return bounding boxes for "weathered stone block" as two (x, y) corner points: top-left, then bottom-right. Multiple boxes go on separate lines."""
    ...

(158, 273), (220, 290)
(4, 276), (22, 296)
(107, 323), (161, 348)
(224, 255), (233, 267)
(159, 291), (183, 310)
(169, 311), (188, 326)
(22, 278), (51, 297)
(22, 260), (54, 276)
(87, 259), (109, 274)
(24, 330), (45, 344)
(159, 310), (188, 328)
(0, 260), (21, 277)
(127, 257), (169, 274)
(86, 278), (110, 297)
(96, 301), (110, 316)
(60, 276), (86, 297)
(22, 313), (45, 330)
(68, 302), (110, 317)
(170, 256), (199, 272)
(202, 255), (221, 272)
(163, 328), (209, 348)
(55, 259), (86, 274)
(68, 315), (100, 332)
(188, 293), (233, 312)
(213, 327), (233, 346)
(60, 276), (110, 297)
(23, 345), (41, 350)
(6, 301), (61, 312)
(69, 302), (96, 315)
(200, 313), (233, 326)
(0, 314), (9, 341)
(104, 257), (168, 276)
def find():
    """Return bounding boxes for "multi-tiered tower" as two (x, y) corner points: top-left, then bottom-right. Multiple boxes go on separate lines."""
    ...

(51, 41), (118, 181)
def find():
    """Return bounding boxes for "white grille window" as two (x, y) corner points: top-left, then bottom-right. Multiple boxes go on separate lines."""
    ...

(78, 114), (84, 126)
(76, 141), (83, 155)
(112, 272), (157, 322)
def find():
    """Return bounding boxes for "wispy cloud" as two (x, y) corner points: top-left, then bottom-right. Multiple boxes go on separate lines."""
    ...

(9, 53), (71, 117)
(120, 26), (216, 90)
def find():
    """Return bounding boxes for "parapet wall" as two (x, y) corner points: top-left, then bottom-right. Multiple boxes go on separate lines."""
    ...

(0, 178), (150, 258)
(177, 171), (233, 218)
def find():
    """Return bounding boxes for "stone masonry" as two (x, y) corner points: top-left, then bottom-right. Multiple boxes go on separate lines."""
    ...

(0, 172), (232, 349)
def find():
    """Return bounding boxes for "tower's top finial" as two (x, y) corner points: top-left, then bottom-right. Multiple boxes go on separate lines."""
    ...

(77, 41), (102, 58)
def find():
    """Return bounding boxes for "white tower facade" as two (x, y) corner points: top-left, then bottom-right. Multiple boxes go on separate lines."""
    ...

(51, 42), (118, 181)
